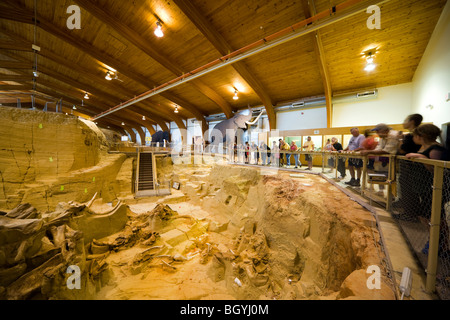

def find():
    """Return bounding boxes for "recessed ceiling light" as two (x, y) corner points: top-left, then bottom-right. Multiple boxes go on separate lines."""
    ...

(154, 21), (164, 38)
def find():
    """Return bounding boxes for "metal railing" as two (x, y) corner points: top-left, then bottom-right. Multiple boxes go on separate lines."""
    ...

(225, 148), (450, 299)
(112, 142), (450, 298)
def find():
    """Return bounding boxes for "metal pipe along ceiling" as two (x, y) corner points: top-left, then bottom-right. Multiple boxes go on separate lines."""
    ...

(91, 0), (390, 121)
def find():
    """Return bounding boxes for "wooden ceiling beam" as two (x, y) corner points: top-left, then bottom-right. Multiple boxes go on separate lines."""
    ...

(0, 75), (33, 81)
(0, 0), (204, 125)
(0, 50), (173, 131)
(0, 84), (33, 91)
(0, 40), (32, 51)
(7, 72), (154, 134)
(34, 81), (160, 134)
(303, 0), (334, 128)
(0, 61), (32, 69)
(173, 0), (277, 129)
(0, 5), (34, 24)
(0, 31), (177, 126)
(73, 0), (232, 119)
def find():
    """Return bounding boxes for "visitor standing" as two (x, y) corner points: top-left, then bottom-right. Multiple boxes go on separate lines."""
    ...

(343, 128), (365, 187)
(302, 136), (314, 170)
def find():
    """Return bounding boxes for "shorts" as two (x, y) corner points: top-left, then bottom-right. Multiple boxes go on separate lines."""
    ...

(348, 158), (363, 168)
(305, 154), (312, 161)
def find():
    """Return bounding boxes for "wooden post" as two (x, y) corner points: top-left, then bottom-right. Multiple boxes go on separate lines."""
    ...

(335, 153), (338, 180)
(361, 154), (367, 195)
(426, 165), (444, 293)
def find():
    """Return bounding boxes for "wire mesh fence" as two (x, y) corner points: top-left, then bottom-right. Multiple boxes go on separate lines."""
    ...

(392, 159), (450, 300)
(128, 144), (450, 299)
(222, 149), (450, 299)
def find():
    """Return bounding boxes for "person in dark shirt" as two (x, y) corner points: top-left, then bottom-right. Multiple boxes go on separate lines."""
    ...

(406, 124), (449, 256)
(399, 113), (423, 154)
(394, 114), (423, 215)
(331, 137), (346, 179)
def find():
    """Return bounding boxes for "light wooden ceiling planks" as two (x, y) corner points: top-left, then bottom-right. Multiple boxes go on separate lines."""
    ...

(0, 0), (447, 131)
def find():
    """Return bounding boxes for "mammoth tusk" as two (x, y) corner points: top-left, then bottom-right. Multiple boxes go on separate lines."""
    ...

(245, 109), (265, 125)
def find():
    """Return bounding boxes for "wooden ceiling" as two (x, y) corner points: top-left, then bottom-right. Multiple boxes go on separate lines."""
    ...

(0, 0), (446, 134)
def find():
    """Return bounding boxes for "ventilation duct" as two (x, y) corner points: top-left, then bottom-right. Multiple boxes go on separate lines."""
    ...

(274, 97), (326, 112)
(332, 89), (378, 104)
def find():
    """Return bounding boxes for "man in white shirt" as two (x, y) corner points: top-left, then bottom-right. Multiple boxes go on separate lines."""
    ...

(302, 136), (314, 170)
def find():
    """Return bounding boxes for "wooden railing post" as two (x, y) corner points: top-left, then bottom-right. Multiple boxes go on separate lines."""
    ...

(426, 165), (444, 293)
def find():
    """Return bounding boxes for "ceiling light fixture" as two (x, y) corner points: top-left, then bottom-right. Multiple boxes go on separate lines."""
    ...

(174, 105), (179, 113)
(121, 122), (125, 125)
(364, 52), (376, 72)
(105, 71), (113, 80)
(154, 20), (164, 38)
(84, 92), (89, 99)
(142, 116), (146, 120)
(233, 89), (239, 100)
(73, 105), (77, 110)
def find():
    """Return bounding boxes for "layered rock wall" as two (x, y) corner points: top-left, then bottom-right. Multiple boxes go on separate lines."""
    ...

(0, 108), (129, 211)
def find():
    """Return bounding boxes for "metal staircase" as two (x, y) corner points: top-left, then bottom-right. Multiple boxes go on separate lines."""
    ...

(137, 152), (155, 191)
(135, 149), (172, 197)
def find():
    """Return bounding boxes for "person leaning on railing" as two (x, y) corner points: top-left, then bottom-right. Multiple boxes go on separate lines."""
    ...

(360, 124), (400, 196)
(343, 128), (366, 187)
(405, 123), (450, 257)
(331, 137), (346, 179)
(393, 114), (423, 214)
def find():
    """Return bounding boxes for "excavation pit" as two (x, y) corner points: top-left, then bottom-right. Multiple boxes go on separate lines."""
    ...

(91, 164), (396, 300)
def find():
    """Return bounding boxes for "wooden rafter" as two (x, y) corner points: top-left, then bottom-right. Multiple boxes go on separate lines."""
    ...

(0, 0), (204, 128)
(73, 0), (233, 119)
(0, 49), (173, 131)
(173, 0), (277, 129)
(0, 75), (33, 81)
(0, 40), (31, 51)
(0, 61), (32, 69)
(302, 0), (333, 128)
(0, 59), (158, 134)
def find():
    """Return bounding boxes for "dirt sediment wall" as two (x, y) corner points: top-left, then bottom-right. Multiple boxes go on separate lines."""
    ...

(0, 108), (129, 211)
(189, 165), (395, 299)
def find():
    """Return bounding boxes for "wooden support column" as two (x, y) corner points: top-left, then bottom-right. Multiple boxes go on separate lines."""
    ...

(303, 0), (333, 128)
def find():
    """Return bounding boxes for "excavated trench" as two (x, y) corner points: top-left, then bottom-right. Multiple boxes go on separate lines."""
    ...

(0, 109), (396, 300)
(91, 163), (396, 300)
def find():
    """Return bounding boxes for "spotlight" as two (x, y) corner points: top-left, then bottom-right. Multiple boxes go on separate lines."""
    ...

(364, 63), (376, 72)
(174, 106), (179, 113)
(364, 52), (376, 72)
(73, 105), (77, 110)
(142, 116), (146, 120)
(154, 20), (164, 38)
(84, 92), (89, 99)
(105, 71), (113, 80)
(233, 89), (239, 100)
